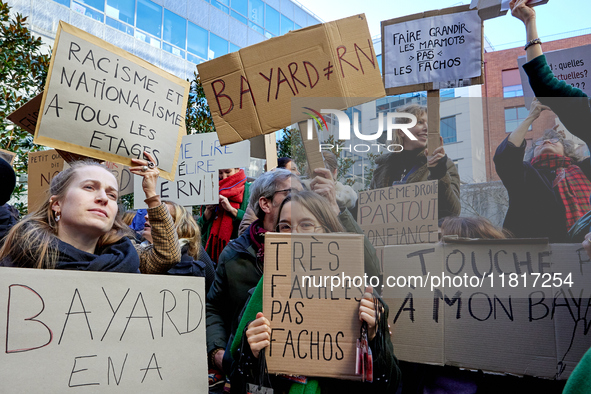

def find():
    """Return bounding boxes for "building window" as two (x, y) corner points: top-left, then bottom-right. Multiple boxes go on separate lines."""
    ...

(136, 0), (162, 39)
(163, 9), (186, 49)
(502, 69), (523, 98)
(209, 33), (228, 59)
(249, 0), (264, 27)
(76, 0), (104, 12)
(440, 88), (455, 101)
(54, 0), (71, 7)
(212, 0), (229, 14)
(280, 15), (294, 35)
(265, 5), (280, 37)
(72, 1), (104, 22)
(230, 43), (241, 53)
(232, 0), (248, 17)
(440, 116), (457, 144)
(187, 22), (208, 60)
(231, 11), (247, 24)
(505, 106), (530, 133)
(106, 0), (134, 25)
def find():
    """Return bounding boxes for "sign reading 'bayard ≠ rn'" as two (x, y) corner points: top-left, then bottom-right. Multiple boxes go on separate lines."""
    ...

(34, 22), (189, 181)
(198, 14), (386, 146)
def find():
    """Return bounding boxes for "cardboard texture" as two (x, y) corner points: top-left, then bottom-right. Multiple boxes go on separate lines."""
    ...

(198, 14), (386, 146)
(264, 132), (278, 170)
(427, 90), (441, 152)
(7, 93), (43, 134)
(357, 181), (438, 247)
(0, 149), (16, 166)
(27, 150), (66, 212)
(263, 233), (365, 380)
(34, 21), (189, 181)
(104, 161), (134, 196)
(298, 120), (325, 174)
(518, 45), (591, 109)
(133, 132), (250, 209)
(381, 5), (484, 96)
(0, 267), (207, 393)
(381, 240), (591, 379)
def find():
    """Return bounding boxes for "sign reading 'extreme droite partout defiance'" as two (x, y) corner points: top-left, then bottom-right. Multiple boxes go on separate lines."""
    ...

(34, 21), (189, 181)
(358, 181), (438, 247)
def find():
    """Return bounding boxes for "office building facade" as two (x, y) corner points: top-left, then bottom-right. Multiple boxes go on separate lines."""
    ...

(7, 0), (322, 80)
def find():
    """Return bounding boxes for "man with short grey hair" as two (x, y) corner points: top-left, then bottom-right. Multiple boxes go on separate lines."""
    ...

(205, 169), (301, 377)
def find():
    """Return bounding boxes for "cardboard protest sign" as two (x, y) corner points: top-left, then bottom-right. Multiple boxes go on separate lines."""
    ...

(34, 21), (189, 181)
(198, 14), (385, 146)
(7, 93), (43, 134)
(381, 5), (484, 96)
(357, 181), (438, 247)
(0, 267), (207, 393)
(263, 233), (366, 380)
(298, 120), (325, 174)
(518, 45), (591, 109)
(0, 149), (16, 166)
(27, 150), (66, 212)
(104, 161), (134, 196)
(381, 239), (591, 379)
(133, 133), (250, 208)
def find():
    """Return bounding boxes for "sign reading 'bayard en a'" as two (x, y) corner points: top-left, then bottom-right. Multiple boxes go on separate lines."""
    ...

(0, 267), (207, 393)
(382, 5), (483, 95)
(34, 22), (189, 181)
(198, 14), (386, 146)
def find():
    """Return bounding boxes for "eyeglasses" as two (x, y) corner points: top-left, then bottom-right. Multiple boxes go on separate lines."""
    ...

(534, 138), (561, 146)
(276, 221), (325, 233)
(271, 188), (292, 198)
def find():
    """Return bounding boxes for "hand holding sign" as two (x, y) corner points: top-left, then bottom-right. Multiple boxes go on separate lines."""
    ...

(130, 151), (160, 206)
(310, 167), (340, 215)
(359, 286), (377, 341)
(510, 0), (537, 24)
(246, 312), (272, 359)
(527, 98), (551, 120)
(426, 136), (446, 168)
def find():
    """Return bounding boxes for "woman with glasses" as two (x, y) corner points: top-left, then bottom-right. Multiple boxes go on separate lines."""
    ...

(225, 191), (400, 394)
(494, 98), (591, 242)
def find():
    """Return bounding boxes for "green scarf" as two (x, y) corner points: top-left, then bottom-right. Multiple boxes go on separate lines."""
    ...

(230, 276), (321, 394)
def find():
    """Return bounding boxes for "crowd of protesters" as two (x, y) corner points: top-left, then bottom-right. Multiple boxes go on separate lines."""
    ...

(1, 0), (591, 392)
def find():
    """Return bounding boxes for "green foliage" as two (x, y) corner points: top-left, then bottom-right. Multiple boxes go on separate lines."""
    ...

(276, 127), (307, 173)
(0, 1), (50, 215)
(320, 135), (355, 186)
(363, 151), (383, 190)
(185, 71), (215, 135)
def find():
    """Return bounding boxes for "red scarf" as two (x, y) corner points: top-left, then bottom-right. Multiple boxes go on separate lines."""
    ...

(531, 153), (591, 229)
(205, 169), (246, 262)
